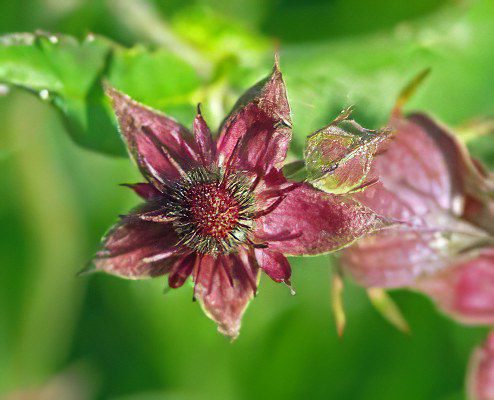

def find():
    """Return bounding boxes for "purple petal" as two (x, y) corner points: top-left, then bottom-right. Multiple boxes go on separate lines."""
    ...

(106, 85), (199, 187)
(381, 113), (494, 222)
(93, 205), (181, 279)
(216, 62), (291, 173)
(343, 183), (490, 288)
(344, 183), (441, 287)
(342, 227), (452, 288)
(376, 114), (462, 214)
(123, 183), (163, 200)
(341, 112), (494, 289)
(252, 167), (293, 198)
(353, 182), (419, 222)
(467, 332), (494, 400)
(408, 114), (494, 234)
(194, 107), (216, 166)
(194, 249), (259, 339)
(416, 249), (494, 325)
(392, 114), (494, 232)
(168, 253), (196, 288)
(255, 249), (291, 284)
(254, 183), (392, 256)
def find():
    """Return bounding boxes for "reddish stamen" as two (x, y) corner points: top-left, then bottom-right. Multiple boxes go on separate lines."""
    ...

(187, 183), (241, 239)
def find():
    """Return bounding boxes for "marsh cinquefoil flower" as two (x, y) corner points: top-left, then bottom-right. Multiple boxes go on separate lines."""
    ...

(341, 106), (494, 325)
(92, 62), (390, 338)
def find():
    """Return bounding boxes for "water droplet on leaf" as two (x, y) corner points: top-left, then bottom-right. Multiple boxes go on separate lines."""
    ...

(0, 84), (10, 96)
(39, 89), (50, 100)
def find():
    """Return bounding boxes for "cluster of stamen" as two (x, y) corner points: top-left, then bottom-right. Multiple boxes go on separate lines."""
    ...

(165, 168), (256, 254)
(188, 183), (240, 239)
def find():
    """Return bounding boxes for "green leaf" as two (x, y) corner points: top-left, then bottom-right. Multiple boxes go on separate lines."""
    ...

(2, 0), (494, 159)
(107, 45), (202, 124)
(0, 33), (108, 93)
(0, 32), (203, 156)
(0, 32), (121, 154)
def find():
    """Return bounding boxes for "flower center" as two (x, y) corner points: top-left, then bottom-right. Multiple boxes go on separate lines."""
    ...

(188, 183), (240, 240)
(167, 168), (255, 255)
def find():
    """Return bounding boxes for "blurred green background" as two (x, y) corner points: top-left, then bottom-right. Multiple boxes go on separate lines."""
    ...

(1, 0), (493, 399)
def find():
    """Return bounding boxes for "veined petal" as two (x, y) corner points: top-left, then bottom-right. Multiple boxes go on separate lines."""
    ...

(467, 332), (494, 400)
(416, 248), (494, 325)
(194, 249), (259, 339)
(379, 114), (463, 214)
(254, 183), (392, 256)
(93, 205), (182, 279)
(255, 249), (291, 284)
(342, 228), (445, 288)
(194, 107), (216, 166)
(342, 205), (491, 288)
(377, 112), (494, 226)
(106, 85), (198, 187)
(408, 113), (494, 235)
(168, 253), (196, 288)
(353, 182), (419, 222)
(216, 62), (292, 173)
(251, 167), (293, 198)
(342, 112), (494, 289)
(122, 182), (162, 200)
(407, 113), (489, 194)
(408, 113), (494, 234)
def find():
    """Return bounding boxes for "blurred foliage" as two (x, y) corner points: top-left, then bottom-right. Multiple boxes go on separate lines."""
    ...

(1, 0), (493, 399)
(1, 0), (494, 158)
(0, 33), (202, 155)
(261, 0), (449, 42)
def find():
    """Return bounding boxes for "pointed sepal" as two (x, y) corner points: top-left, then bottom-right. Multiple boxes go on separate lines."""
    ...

(367, 288), (410, 334)
(331, 269), (346, 337)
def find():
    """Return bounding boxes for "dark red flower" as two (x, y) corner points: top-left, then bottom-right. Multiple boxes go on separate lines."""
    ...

(92, 62), (391, 338)
(467, 332), (494, 400)
(341, 106), (494, 325)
